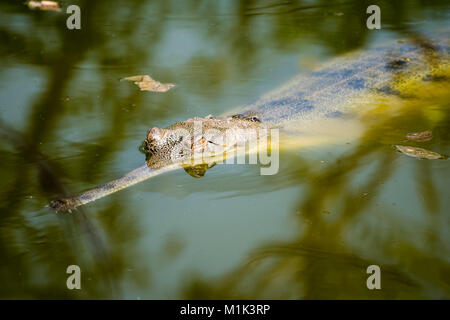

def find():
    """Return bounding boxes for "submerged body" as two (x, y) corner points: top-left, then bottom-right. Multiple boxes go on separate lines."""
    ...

(50, 34), (449, 212)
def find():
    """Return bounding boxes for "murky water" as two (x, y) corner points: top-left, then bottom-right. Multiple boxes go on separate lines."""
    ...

(0, 0), (449, 299)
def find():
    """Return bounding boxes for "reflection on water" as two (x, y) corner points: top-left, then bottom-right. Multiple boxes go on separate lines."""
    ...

(183, 73), (450, 299)
(0, 0), (449, 299)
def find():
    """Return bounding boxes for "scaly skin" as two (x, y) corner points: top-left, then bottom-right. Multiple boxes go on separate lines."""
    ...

(143, 114), (266, 168)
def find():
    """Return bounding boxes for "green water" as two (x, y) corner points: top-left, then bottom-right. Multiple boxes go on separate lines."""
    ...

(0, 0), (449, 299)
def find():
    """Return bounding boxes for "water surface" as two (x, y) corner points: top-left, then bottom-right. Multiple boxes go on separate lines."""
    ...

(0, 0), (449, 299)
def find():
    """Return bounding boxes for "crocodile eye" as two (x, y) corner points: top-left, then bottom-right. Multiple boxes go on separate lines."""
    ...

(251, 116), (261, 122)
(141, 138), (158, 156)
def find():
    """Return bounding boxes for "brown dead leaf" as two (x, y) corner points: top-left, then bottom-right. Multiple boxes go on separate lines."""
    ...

(405, 130), (433, 142)
(120, 75), (148, 82)
(394, 145), (447, 160)
(27, 1), (61, 12)
(120, 74), (175, 92)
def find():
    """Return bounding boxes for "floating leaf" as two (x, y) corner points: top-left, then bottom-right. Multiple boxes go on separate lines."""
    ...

(120, 75), (148, 82)
(405, 130), (433, 142)
(394, 145), (446, 160)
(120, 74), (175, 92)
(27, 1), (61, 12)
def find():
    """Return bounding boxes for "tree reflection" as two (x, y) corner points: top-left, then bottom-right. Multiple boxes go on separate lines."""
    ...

(182, 43), (450, 299)
(0, 0), (448, 298)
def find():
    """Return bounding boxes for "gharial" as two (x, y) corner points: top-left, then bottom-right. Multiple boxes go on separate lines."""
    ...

(50, 32), (449, 212)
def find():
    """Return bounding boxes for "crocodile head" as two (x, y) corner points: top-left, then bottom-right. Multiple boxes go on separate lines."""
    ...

(140, 114), (265, 176)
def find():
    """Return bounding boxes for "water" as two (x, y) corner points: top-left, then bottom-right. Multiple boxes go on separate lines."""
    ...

(0, 0), (449, 299)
